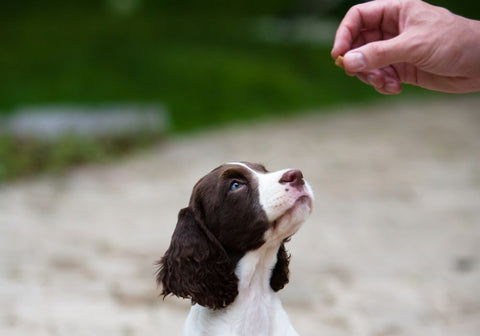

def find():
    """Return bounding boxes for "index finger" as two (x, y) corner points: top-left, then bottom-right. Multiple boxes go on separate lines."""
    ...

(331, 0), (399, 58)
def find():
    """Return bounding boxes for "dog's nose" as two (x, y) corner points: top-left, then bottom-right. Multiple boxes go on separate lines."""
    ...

(279, 169), (304, 187)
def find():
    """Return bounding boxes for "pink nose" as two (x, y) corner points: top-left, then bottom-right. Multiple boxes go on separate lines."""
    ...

(279, 169), (304, 188)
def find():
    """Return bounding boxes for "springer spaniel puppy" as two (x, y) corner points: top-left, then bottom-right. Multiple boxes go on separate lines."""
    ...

(156, 162), (313, 336)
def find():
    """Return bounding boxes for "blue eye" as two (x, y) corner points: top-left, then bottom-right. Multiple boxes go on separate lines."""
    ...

(229, 181), (244, 191)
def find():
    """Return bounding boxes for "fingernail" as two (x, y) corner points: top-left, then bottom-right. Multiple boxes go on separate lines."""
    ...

(385, 80), (400, 94)
(367, 74), (377, 87)
(344, 52), (366, 71)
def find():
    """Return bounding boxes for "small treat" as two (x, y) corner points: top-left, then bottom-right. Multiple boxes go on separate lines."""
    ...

(335, 55), (344, 69)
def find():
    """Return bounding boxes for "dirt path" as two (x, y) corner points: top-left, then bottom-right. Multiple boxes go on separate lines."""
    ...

(1, 97), (479, 336)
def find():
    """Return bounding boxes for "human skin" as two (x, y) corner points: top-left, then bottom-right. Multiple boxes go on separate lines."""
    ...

(331, 0), (480, 94)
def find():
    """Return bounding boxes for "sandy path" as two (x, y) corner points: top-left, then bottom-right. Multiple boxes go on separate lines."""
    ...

(1, 97), (479, 336)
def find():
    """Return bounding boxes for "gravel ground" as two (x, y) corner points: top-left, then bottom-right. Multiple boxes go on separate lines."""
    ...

(1, 97), (479, 336)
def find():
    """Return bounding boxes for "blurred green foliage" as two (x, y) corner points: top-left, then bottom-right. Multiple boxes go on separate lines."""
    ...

(0, 0), (382, 132)
(428, 0), (480, 19)
(0, 132), (163, 181)
(328, 0), (480, 20)
(0, 0), (475, 181)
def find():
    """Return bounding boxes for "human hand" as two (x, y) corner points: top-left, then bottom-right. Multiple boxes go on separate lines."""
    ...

(331, 0), (480, 94)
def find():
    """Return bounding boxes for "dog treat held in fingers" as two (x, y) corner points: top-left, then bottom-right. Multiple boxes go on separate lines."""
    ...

(335, 55), (345, 69)
(156, 162), (314, 336)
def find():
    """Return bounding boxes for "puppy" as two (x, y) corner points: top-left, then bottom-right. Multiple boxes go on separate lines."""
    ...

(156, 162), (313, 336)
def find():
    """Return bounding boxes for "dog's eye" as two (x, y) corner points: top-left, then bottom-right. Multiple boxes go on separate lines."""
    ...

(229, 181), (245, 192)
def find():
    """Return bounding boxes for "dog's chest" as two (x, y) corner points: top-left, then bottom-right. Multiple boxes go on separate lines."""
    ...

(185, 294), (284, 336)
(229, 288), (275, 334)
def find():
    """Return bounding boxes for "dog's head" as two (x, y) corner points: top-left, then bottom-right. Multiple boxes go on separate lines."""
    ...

(156, 162), (313, 309)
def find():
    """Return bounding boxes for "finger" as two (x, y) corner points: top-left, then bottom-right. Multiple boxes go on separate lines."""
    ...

(369, 77), (402, 95)
(351, 29), (398, 50)
(381, 79), (402, 95)
(343, 34), (415, 72)
(331, 24), (354, 59)
(332, 0), (400, 58)
(357, 69), (387, 88)
(351, 66), (400, 87)
(356, 72), (374, 86)
(356, 69), (402, 95)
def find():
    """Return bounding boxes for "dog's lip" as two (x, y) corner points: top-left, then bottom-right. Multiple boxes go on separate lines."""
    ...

(272, 194), (313, 227)
(296, 194), (312, 207)
(293, 193), (313, 212)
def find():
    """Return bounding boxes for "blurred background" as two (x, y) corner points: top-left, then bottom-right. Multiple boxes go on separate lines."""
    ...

(1, 1), (479, 336)
(0, 0), (478, 181)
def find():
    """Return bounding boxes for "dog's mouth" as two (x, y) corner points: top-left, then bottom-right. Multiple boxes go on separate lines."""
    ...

(295, 195), (312, 207)
(272, 194), (312, 229)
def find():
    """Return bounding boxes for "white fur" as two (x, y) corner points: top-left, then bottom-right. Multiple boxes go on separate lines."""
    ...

(183, 245), (299, 336)
(182, 163), (313, 336)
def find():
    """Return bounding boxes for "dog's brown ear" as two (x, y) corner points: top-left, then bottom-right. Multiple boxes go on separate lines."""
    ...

(270, 242), (290, 291)
(156, 207), (238, 310)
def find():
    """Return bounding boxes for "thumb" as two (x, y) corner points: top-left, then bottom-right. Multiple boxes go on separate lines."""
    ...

(343, 35), (414, 72)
